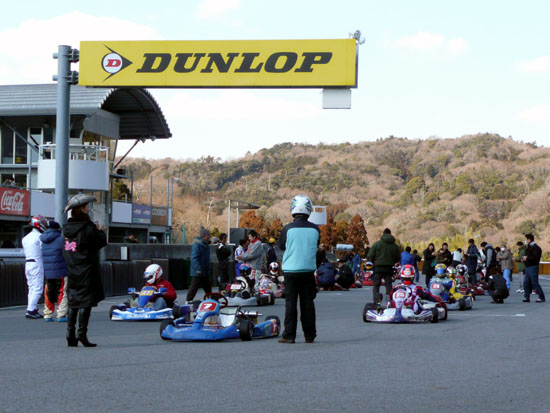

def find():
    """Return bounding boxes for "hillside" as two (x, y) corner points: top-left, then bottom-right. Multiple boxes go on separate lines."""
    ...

(119, 133), (550, 255)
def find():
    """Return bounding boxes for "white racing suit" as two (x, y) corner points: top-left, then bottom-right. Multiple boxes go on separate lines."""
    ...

(22, 228), (44, 312)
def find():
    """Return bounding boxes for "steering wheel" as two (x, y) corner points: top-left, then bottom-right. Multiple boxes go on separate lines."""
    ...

(203, 292), (228, 308)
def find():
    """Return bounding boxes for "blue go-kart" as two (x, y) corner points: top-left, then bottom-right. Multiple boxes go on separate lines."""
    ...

(110, 286), (175, 321)
(160, 292), (280, 342)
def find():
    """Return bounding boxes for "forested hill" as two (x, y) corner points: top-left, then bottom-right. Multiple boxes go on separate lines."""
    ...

(120, 133), (550, 253)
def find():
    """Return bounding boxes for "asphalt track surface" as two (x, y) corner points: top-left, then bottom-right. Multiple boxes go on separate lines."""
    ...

(2, 275), (550, 413)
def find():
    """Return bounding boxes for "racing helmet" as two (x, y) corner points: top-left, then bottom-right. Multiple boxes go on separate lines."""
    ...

(435, 263), (447, 276)
(269, 261), (279, 275)
(269, 237), (276, 244)
(290, 195), (313, 217)
(456, 264), (467, 276)
(144, 264), (163, 285)
(400, 264), (415, 282)
(447, 266), (457, 277)
(365, 261), (373, 270)
(240, 264), (252, 277)
(31, 215), (48, 232)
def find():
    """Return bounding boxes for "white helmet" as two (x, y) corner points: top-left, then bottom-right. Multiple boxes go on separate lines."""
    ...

(144, 264), (163, 285)
(269, 262), (279, 275)
(290, 195), (313, 217)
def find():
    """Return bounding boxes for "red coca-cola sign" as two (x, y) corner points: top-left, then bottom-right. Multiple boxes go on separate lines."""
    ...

(0, 188), (30, 216)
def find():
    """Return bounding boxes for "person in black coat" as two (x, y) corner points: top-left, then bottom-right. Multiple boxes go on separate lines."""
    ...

(62, 194), (107, 347)
(423, 243), (436, 287)
(215, 233), (231, 291)
(487, 273), (509, 303)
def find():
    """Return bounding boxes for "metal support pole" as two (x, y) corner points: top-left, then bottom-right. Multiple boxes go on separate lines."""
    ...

(227, 199), (231, 244)
(166, 178), (169, 207)
(53, 45), (71, 224)
(150, 175), (153, 207)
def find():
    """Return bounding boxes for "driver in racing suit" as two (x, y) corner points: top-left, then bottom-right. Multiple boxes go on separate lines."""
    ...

(131, 264), (177, 309)
(390, 265), (441, 313)
(429, 264), (454, 302)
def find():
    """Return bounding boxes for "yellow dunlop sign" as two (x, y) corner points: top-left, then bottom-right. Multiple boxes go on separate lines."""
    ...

(79, 39), (357, 88)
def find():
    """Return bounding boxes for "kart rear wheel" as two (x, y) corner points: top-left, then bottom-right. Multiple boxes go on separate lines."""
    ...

(430, 308), (439, 323)
(458, 298), (466, 311)
(159, 319), (174, 340)
(265, 316), (281, 336)
(172, 305), (180, 319)
(239, 319), (253, 341)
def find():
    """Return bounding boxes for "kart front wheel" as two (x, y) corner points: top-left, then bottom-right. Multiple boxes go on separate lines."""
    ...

(159, 319), (175, 340)
(109, 305), (119, 320)
(458, 298), (466, 311)
(239, 319), (254, 341)
(172, 305), (180, 319)
(430, 308), (439, 323)
(363, 303), (376, 323)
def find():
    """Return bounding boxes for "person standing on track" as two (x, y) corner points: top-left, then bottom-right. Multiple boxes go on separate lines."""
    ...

(278, 195), (320, 344)
(22, 215), (48, 319)
(186, 227), (212, 302)
(367, 228), (400, 304)
(521, 233), (545, 303)
(62, 194), (107, 347)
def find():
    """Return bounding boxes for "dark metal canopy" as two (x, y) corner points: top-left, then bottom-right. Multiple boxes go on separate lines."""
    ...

(0, 84), (171, 139)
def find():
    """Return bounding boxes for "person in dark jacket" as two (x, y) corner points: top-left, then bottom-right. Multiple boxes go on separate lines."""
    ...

(266, 237), (278, 269)
(423, 243), (436, 287)
(521, 233), (545, 303)
(186, 227), (212, 302)
(436, 243), (452, 267)
(335, 260), (354, 290)
(62, 194), (107, 347)
(487, 273), (509, 303)
(481, 241), (498, 276)
(215, 233), (231, 291)
(367, 228), (400, 303)
(412, 249), (422, 282)
(278, 195), (320, 344)
(316, 261), (336, 290)
(515, 241), (527, 294)
(464, 239), (479, 285)
(400, 246), (415, 267)
(316, 244), (327, 268)
(40, 221), (68, 322)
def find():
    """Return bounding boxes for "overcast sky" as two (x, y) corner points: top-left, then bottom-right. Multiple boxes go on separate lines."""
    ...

(1, 0), (549, 160)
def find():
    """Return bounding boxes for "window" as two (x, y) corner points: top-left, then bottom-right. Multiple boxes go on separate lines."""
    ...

(14, 174), (27, 188)
(1, 126), (13, 164)
(29, 128), (41, 163)
(14, 128), (27, 164)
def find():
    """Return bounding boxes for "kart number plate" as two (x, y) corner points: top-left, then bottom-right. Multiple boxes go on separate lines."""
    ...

(140, 290), (154, 296)
(431, 283), (441, 289)
(230, 284), (242, 290)
(199, 302), (217, 312)
(394, 291), (407, 299)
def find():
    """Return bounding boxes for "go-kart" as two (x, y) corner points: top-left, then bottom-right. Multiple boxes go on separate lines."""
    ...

(160, 293), (280, 342)
(225, 275), (275, 306)
(429, 277), (473, 310)
(361, 269), (374, 286)
(110, 286), (175, 321)
(363, 285), (442, 323)
(258, 274), (286, 299)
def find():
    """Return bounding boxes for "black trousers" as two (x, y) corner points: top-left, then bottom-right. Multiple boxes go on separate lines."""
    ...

(46, 278), (62, 305)
(186, 277), (212, 301)
(373, 267), (393, 302)
(490, 290), (509, 303)
(283, 272), (316, 341)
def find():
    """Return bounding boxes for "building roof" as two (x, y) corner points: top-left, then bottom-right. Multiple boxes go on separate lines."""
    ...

(0, 84), (171, 139)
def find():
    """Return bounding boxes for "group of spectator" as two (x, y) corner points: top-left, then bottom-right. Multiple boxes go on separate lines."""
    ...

(22, 194), (107, 348)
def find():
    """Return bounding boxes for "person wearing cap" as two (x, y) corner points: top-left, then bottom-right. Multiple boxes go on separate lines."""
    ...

(186, 227), (212, 302)
(40, 221), (68, 322)
(266, 237), (278, 269)
(22, 215), (48, 319)
(215, 233), (231, 291)
(278, 195), (320, 344)
(62, 194), (107, 347)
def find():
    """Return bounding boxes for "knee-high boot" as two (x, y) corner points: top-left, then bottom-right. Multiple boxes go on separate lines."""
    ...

(77, 307), (97, 347)
(67, 308), (79, 347)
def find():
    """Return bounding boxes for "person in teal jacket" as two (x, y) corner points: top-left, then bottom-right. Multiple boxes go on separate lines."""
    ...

(186, 227), (212, 302)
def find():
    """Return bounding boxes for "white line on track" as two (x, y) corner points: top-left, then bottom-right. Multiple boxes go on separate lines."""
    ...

(452, 313), (526, 317)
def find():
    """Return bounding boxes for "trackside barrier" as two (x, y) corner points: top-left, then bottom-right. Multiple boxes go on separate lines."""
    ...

(0, 262), (27, 307)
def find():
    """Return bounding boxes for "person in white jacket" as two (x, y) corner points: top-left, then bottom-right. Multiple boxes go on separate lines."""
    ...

(22, 215), (48, 319)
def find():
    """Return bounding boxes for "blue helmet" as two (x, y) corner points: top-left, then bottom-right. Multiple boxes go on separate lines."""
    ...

(435, 263), (446, 275)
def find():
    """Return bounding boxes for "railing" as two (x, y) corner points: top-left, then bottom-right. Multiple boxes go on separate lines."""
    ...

(39, 144), (109, 162)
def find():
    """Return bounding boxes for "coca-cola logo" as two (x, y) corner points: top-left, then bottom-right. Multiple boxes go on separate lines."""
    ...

(0, 189), (29, 216)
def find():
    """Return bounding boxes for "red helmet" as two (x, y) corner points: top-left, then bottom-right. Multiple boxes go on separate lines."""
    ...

(31, 215), (48, 232)
(400, 264), (415, 282)
(269, 262), (279, 275)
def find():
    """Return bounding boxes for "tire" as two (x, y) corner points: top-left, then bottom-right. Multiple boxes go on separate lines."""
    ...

(458, 298), (466, 311)
(159, 319), (174, 340)
(430, 308), (439, 323)
(265, 315), (281, 336)
(172, 305), (180, 319)
(109, 305), (119, 320)
(239, 319), (253, 341)
(363, 303), (376, 322)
